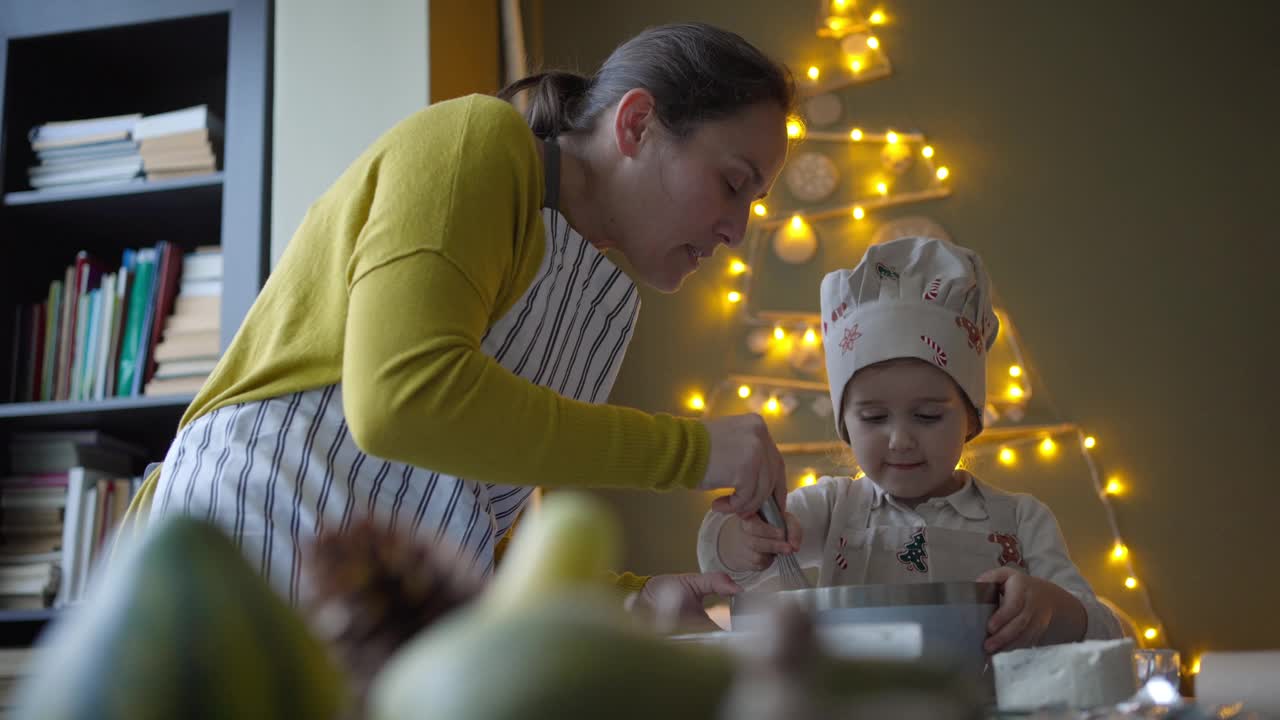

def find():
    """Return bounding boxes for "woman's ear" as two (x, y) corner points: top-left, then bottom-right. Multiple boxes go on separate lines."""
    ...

(612, 88), (658, 158)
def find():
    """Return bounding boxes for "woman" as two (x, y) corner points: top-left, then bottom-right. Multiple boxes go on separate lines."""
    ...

(130, 22), (795, 621)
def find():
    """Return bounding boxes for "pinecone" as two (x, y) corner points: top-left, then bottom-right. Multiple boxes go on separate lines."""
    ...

(304, 520), (479, 715)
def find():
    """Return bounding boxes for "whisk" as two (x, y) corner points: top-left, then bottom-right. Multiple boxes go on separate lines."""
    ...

(759, 495), (812, 590)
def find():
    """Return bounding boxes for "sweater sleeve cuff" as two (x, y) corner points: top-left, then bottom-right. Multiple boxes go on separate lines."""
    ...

(612, 571), (650, 595)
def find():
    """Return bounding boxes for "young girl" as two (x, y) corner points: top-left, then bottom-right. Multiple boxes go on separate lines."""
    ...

(698, 236), (1124, 653)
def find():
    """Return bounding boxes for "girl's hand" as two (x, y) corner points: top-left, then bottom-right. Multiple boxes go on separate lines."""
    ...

(718, 511), (803, 572)
(977, 567), (1088, 653)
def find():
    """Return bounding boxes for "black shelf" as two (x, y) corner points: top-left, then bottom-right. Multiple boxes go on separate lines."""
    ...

(3, 172), (224, 207)
(0, 609), (57, 624)
(0, 395), (193, 457)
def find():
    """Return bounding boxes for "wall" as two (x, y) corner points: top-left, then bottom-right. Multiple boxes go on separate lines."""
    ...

(539, 0), (1280, 657)
(271, 0), (429, 264)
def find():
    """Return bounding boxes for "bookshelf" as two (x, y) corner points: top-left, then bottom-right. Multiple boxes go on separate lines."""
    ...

(0, 0), (271, 639)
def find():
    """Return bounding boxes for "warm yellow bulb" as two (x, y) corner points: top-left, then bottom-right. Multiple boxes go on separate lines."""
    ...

(852, 206), (866, 220)
(786, 119), (805, 139)
(807, 65), (821, 81)
(850, 58), (863, 73)
(737, 385), (752, 399)
(799, 472), (818, 487)
(867, 36), (880, 49)
(937, 166), (951, 180)
(790, 214), (805, 232)
(1125, 576), (1139, 590)
(1007, 384), (1025, 400)
(1084, 436), (1097, 449)
(869, 9), (887, 24)
(764, 396), (780, 414)
(688, 393), (706, 411)
(827, 17), (848, 32)
(1111, 543), (1129, 561)
(922, 145), (935, 158)
(1190, 657), (1201, 675)
(729, 258), (748, 275)
(773, 326), (786, 341)
(850, 128), (864, 141)
(1008, 365), (1023, 378)
(726, 291), (742, 303)
(1038, 437), (1058, 458)
(1144, 627), (1159, 641)
(998, 447), (1017, 466)
(876, 181), (888, 195)
(752, 202), (768, 217)
(803, 328), (818, 345)
(886, 130), (899, 144)
(1104, 478), (1125, 496)
(832, 0), (848, 10)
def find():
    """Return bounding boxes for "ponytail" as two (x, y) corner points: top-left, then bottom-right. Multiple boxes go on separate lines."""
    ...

(497, 70), (590, 139)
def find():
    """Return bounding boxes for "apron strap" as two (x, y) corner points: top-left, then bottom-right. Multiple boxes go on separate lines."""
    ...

(852, 476), (878, 529)
(542, 137), (560, 211)
(980, 485), (1020, 535)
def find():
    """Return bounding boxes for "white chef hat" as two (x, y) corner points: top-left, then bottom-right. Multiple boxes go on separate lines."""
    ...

(820, 236), (999, 442)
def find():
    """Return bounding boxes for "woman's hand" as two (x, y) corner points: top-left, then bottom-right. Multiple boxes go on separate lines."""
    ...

(699, 413), (788, 516)
(626, 572), (741, 634)
(977, 567), (1088, 653)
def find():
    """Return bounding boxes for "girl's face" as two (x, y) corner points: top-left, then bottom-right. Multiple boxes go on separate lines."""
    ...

(607, 97), (788, 292)
(841, 359), (974, 504)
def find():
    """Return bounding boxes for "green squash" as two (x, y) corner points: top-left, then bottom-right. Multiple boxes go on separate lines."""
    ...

(14, 516), (348, 720)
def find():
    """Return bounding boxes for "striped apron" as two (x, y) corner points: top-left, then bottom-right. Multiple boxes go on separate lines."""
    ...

(149, 142), (640, 604)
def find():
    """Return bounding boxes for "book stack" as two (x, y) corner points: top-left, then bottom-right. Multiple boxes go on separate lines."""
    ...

(26, 113), (143, 191)
(5, 242), (187, 403)
(0, 647), (36, 712)
(24, 105), (222, 192)
(135, 105), (222, 182)
(145, 247), (223, 397)
(1, 431), (145, 609)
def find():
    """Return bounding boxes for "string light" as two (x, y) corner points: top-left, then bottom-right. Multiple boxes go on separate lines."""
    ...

(885, 130), (900, 144)
(1144, 627), (1159, 641)
(1189, 657), (1201, 675)
(1008, 365), (1023, 377)
(1125, 577), (1139, 590)
(852, 206), (866, 220)
(764, 396), (781, 414)
(799, 471), (818, 487)
(1111, 543), (1129, 561)
(832, 0), (848, 10)
(1006, 384), (1025, 400)
(936, 166), (950, 180)
(998, 447), (1017, 466)
(787, 119), (806, 139)
(876, 181), (889, 195)
(752, 202), (768, 217)
(850, 58), (863, 73)
(773, 326), (787, 341)
(729, 258), (748, 275)
(803, 328), (819, 345)
(922, 145), (935, 158)
(1084, 436), (1097, 449)
(737, 385), (751, 399)
(687, 393), (706, 411)
(789, 215), (805, 232)
(807, 65), (821, 81)
(1104, 477), (1125, 496)
(726, 291), (742, 303)
(866, 36), (880, 49)
(1038, 437), (1058, 458)
(869, 9), (887, 24)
